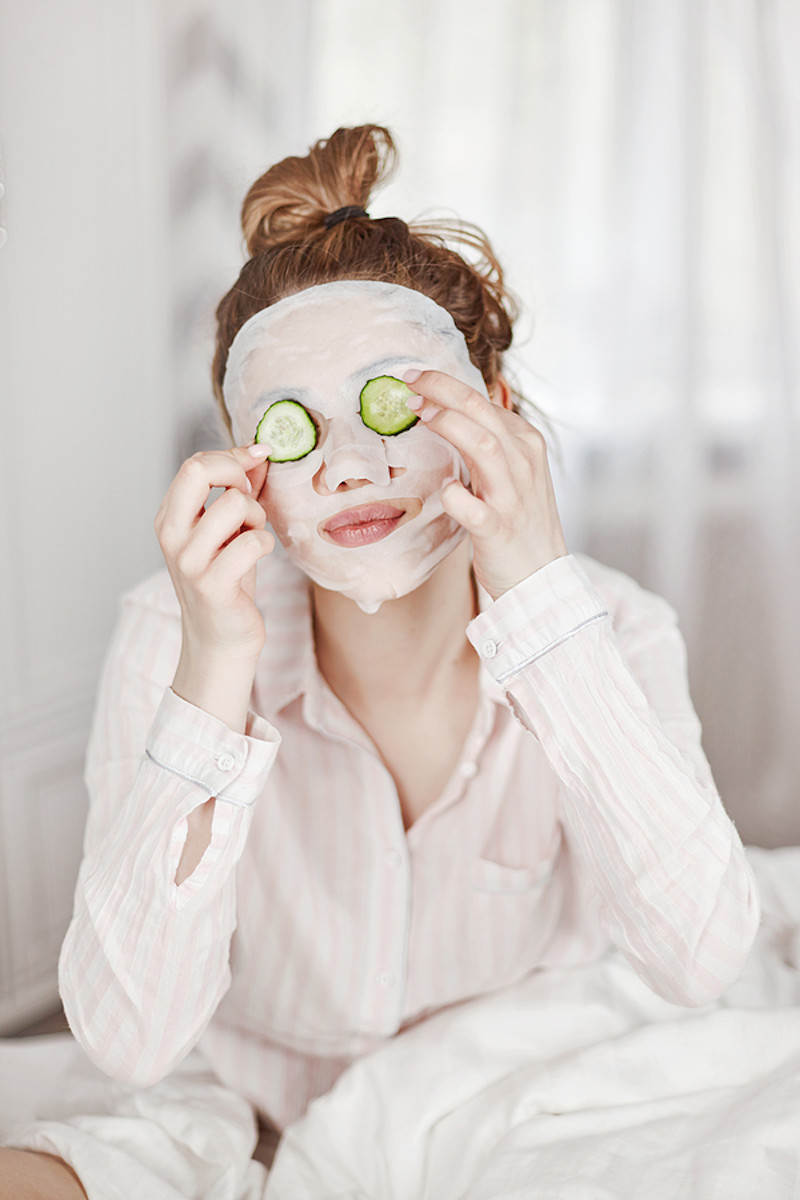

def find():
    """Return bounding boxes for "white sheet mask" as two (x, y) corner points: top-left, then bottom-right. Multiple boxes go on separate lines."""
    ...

(223, 281), (490, 613)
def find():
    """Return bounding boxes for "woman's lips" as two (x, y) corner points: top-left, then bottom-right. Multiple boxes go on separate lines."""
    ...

(319, 499), (423, 547)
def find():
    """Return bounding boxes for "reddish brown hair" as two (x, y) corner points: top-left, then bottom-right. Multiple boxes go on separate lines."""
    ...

(212, 125), (518, 436)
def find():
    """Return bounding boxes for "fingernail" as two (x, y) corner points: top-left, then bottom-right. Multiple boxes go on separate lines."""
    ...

(247, 443), (270, 458)
(419, 404), (441, 423)
(402, 369), (422, 384)
(406, 393), (423, 411)
(244, 478), (252, 493)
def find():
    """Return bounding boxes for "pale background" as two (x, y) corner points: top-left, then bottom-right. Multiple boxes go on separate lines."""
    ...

(0, 0), (798, 1031)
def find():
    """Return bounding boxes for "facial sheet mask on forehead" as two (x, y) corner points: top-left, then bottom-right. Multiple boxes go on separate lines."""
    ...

(223, 280), (490, 613)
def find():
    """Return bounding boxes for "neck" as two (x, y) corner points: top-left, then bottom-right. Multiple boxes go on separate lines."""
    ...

(310, 538), (478, 707)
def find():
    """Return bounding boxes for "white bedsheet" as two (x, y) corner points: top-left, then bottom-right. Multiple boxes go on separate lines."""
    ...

(265, 847), (800, 1199)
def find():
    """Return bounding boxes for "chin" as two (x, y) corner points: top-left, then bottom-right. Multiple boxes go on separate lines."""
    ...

(304, 525), (470, 615)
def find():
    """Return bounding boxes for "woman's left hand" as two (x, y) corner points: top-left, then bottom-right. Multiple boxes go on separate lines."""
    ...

(404, 370), (569, 601)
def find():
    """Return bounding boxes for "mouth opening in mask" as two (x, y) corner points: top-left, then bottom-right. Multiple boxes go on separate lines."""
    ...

(319, 499), (423, 548)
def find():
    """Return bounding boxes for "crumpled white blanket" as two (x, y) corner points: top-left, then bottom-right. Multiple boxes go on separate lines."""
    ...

(265, 847), (800, 1200)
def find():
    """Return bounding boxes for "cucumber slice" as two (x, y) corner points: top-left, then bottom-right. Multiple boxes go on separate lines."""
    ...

(255, 400), (318, 462)
(359, 376), (419, 436)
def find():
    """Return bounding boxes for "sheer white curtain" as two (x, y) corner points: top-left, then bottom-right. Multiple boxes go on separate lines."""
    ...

(165, 1), (799, 846)
(302, 0), (800, 845)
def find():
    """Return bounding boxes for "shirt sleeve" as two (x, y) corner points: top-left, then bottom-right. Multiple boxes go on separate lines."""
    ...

(466, 554), (761, 1007)
(58, 579), (280, 1086)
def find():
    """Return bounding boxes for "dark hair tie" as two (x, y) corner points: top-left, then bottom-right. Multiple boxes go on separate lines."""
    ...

(323, 205), (369, 229)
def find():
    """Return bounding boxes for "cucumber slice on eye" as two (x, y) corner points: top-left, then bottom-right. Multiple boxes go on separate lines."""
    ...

(255, 400), (318, 462)
(359, 376), (419, 436)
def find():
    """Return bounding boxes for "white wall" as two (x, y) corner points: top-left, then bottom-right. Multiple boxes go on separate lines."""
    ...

(0, 0), (314, 1033)
(0, 0), (173, 1029)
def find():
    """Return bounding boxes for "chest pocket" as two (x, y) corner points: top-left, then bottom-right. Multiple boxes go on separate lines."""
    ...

(473, 825), (563, 893)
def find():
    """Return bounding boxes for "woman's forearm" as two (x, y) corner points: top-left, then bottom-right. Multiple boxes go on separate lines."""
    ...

(171, 641), (259, 735)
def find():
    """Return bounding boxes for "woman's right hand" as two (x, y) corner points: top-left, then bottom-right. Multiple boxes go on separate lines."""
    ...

(154, 444), (275, 731)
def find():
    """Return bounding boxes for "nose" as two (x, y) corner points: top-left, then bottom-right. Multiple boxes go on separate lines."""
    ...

(314, 417), (391, 493)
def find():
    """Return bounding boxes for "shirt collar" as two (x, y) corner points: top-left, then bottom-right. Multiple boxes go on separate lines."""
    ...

(252, 547), (507, 720)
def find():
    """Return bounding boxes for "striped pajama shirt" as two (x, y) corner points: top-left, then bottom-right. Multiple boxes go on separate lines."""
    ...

(57, 549), (759, 1133)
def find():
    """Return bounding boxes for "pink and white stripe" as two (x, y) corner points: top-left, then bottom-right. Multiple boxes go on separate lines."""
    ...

(59, 550), (760, 1130)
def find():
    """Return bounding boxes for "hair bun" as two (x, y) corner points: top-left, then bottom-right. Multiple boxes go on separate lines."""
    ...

(241, 125), (396, 256)
(213, 124), (520, 440)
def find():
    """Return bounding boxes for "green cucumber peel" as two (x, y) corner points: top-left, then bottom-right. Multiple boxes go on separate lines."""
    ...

(359, 376), (419, 436)
(255, 400), (318, 462)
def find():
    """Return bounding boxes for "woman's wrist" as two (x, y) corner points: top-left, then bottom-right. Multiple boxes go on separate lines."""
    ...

(171, 642), (259, 734)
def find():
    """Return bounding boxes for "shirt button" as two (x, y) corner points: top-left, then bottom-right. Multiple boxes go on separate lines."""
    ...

(481, 639), (498, 659)
(216, 753), (235, 772)
(377, 970), (396, 989)
(383, 849), (402, 869)
(460, 761), (478, 779)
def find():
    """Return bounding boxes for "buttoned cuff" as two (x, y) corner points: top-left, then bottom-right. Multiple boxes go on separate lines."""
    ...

(145, 688), (280, 808)
(467, 555), (609, 685)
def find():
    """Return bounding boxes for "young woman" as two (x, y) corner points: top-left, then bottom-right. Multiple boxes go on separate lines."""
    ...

(0, 124), (759, 1199)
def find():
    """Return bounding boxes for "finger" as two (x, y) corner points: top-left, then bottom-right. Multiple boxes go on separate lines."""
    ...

(245, 454), (270, 502)
(235, 441), (272, 471)
(421, 407), (521, 507)
(403, 369), (528, 490)
(156, 450), (259, 544)
(408, 371), (540, 455)
(440, 479), (498, 540)
(404, 370), (507, 433)
(176, 488), (267, 578)
(205, 527), (276, 587)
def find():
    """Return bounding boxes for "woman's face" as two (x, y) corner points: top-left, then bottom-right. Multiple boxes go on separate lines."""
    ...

(225, 282), (489, 613)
